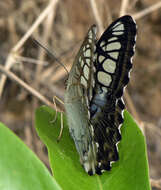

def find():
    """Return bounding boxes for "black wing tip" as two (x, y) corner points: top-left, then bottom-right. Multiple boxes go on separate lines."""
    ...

(102, 163), (111, 171)
(117, 99), (125, 110)
(110, 15), (136, 27)
(118, 15), (136, 25)
(87, 154), (119, 175)
(126, 61), (133, 70)
(96, 162), (111, 175)
(116, 89), (123, 98)
(88, 170), (94, 176)
(96, 166), (103, 175)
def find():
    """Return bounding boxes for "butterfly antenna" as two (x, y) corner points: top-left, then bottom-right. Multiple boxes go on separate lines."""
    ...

(32, 38), (69, 76)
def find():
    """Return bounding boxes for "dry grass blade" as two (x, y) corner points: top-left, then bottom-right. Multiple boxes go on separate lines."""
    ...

(0, 64), (62, 112)
(89, 0), (104, 35)
(13, 0), (58, 53)
(151, 178), (161, 190)
(50, 64), (71, 83)
(145, 122), (161, 138)
(120, 0), (129, 16)
(14, 55), (48, 66)
(133, 1), (161, 20)
(35, 5), (57, 83)
(0, 0), (59, 99)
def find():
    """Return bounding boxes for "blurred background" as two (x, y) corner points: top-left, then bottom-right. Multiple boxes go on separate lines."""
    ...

(0, 0), (161, 188)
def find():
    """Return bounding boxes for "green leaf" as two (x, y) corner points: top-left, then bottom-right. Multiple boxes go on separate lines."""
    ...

(0, 122), (61, 190)
(35, 105), (151, 190)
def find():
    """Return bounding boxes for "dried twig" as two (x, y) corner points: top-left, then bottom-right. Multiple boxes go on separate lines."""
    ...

(124, 89), (145, 133)
(14, 55), (48, 66)
(32, 2), (58, 122)
(0, 0), (59, 98)
(151, 178), (161, 190)
(120, 0), (129, 16)
(89, 0), (104, 35)
(50, 64), (71, 83)
(145, 122), (161, 138)
(0, 64), (62, 112)
(133, 1), (161, 20)
(124, 90), (141, 123)
(13, 0), (58, 53)
(128, 0), (138, 11)
(35, 4), (57, 83)
(104, 2), (112, 24)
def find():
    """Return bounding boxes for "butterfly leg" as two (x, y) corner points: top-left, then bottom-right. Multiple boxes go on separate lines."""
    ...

(50, 96), (64, 123)
(57, 112), (63, 142)
(50, 96), (64, 141)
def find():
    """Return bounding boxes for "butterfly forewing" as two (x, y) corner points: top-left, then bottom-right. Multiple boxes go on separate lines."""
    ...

(94, 16), (136, 95)
(89, 16), (137, 173)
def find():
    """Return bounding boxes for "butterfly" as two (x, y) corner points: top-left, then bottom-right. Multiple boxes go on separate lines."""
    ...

(64, 15), (137, 175)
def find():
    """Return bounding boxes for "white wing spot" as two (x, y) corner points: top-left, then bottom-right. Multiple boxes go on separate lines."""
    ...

(94, 45), (96, 52)
(103, 59), (116, 73)
(108, 37), (118, 42)
(102, 87), (108, 93)
(93, 26), (97, 35)
(113, 24), (124, 31)
(88, 38), (92, 43)
(75, 65), (80, 75)
(88, 30), (92, 36)
(81, 60), (84, 67)
(100, 41), (105, 47)
(108, 52), (119, 59)
(95, 142), (99, 148)
(86, 58), (90, 66)
(112, 22), (122, 28)
(98, 55), (105, 63)
(79, 57), (82, 62)
(84, 49), (91, 57)
(102, 46), (106, 51)
(97, 71), (112, 86)
(81, 76), (87, 87)
(106, 42), (121, 51)
(113, 31), (124, 35)
(83, 65), (89, 80)
(94, 53), (97, 60)
(93, 65), (96, 72)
